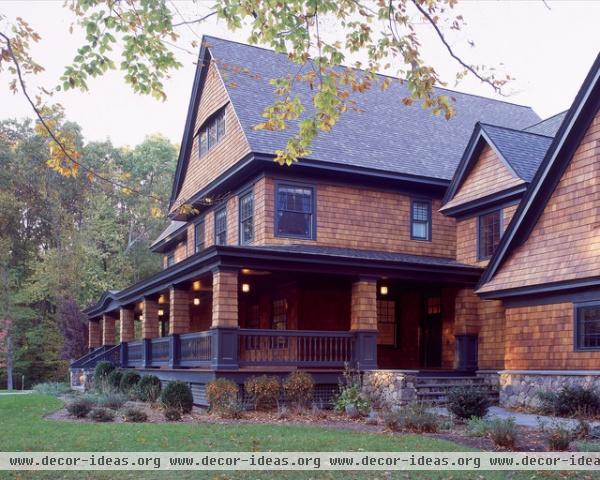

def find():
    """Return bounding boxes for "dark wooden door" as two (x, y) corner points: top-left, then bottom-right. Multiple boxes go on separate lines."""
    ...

(420, 295), (442, 368)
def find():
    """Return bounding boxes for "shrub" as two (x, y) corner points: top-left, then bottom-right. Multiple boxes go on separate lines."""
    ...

(447, 386), (490, 420)
(89, 407), (115, 422)
(487, 418), (517, 450)
(244, 376), (280, 410)
(206, 379), (240, 417)
(122, 406), (148, 423)
(537, 386), (600, 417)
(382, 403), (439, 433)
(93, 361), (115, 391)
(160, 381), (194, 414)
(540, 420), (574, 451)
(465, 417), (491, 437)
(32, 382), (71, 396)
(137, 375), (162, 403)
(119, 370), (141, 394)
(66, 397), (94, 418)
(107, 369), (123, 391)
(164, 408), (182, 421)
(96, 392), (128, 410)
(283, 372), (314, 408)
(334, 365), (370, 416)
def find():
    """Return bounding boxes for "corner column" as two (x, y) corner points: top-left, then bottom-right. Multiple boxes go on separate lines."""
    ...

(211, 269), (239, 369)
(350, 277), (378, 369)
(102, 314), (116, 346)
(454, 288), (480, 371)
(88, 319), (102, 350)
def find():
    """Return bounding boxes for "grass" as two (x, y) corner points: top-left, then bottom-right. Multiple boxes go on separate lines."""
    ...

(0, 394), (589, 480)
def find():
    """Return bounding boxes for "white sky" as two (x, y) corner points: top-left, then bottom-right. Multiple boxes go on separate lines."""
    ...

(1, 0), (599, 147)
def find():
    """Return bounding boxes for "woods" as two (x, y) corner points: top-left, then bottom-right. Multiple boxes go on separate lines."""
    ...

(0, 117), (177, 388)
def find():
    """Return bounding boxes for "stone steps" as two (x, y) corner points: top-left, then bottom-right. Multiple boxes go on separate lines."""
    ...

(415, 376), (499, 405)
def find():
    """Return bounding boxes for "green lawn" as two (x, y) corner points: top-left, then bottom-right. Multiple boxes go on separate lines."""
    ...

(0, 394), (590, 479)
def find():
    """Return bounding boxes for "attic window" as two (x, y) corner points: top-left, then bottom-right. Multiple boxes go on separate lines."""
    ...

(198, 108), (226, 158)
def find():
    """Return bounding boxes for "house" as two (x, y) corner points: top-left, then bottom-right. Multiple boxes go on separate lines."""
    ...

(71, 36), (600, 408)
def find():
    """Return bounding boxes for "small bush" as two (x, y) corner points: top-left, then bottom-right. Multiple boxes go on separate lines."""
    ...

(137, 375), (162, 403)
(487, 418), (517, 450)
(33, 382), (71, 396)
(119, 370), (141, 393)
(537, 386), (600, 417)
(447, 386), (490, 420)
(160, 381), (194, 414)
(66, 397), (94, 418)
(89, 407), (115, 422)
(540, 420), (574, 451)
(334, 365), (370, 416)
(465, 417), (491, 437)
(93, 361), (115, 383)
(283, 372), (314, 408)
(107, 369), (123, 391)
(122, 406), (148, 423)
(244, 376), (280, 410)
(206, 379), (240, 417)
(382, 403), (439, 433)
(164, 408), (182, 421)
(96, 392), (128, 410)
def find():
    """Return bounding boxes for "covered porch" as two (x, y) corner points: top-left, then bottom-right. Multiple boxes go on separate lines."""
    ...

(76, 245), (483, 378)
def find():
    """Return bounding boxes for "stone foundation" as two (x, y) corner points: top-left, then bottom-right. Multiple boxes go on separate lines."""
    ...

(362, 370), (417, 408)
(499, 370), (600, 409)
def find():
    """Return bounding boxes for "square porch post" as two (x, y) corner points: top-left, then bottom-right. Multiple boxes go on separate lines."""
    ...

(120, 307), (135, 342)
(102, 314), (116, 346)
(88, 318), (102, 350)
(211, 268), (239, 369)
(141, 297), (159, 367)
(169, 287), (190, 334)
(350, 277), (378, 370)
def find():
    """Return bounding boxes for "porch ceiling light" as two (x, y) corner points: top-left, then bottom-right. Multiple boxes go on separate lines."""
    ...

(380, 285), (389, 296)
(158, 309), (164, 316)
(193, 297), (200, 306)
(192, 280), (201, 291)
(241, 283), (250, 293)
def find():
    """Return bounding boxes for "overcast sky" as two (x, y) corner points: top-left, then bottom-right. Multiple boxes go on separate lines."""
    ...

(2, 1), (599, 147)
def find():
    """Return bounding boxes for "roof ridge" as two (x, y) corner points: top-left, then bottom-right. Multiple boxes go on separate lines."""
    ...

(479, 121), (554, 139)
(203, 35), (537, 111)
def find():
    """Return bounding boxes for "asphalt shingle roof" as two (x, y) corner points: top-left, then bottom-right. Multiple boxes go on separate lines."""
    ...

(205, 36), (540, 181)
(480, 124), (554, 182)
(150, 221), (186, 248)
(524, 111), (568, 137)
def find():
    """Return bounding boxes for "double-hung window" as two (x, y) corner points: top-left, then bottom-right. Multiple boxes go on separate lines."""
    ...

(215, 208), (227, 246)
(575, 304), (600, 351)
(195, 219), (205, 253)
(275, 184), (314, 239)
(198, 108), (226, 158)
(239, 191), (254, 244)
(166, 252), (175, 267)
(411, 199), (431, 241)
(478, 210), (502, 259)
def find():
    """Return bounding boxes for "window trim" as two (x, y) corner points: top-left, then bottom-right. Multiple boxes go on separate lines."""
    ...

(214, 207), (228, 246)
(238, 188), (255, 245)
(273, 181), (317, 240)
(574, 301), (600, 352)
(410, 198), (432, 241)
(477, 208), (503, 261)
(194, 217), (206, 253)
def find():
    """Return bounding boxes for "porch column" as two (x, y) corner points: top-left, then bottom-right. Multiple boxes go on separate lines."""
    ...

(102, 314), (116, 346)
(120, 307), (135, 342)
(454, 288), (480, 371)
(211, 268), (239, 369)
(350, 278), (378, 369)
(141, 298), (159, 339)
(169, 286), (190, 334)
(88, 319), (102, 349)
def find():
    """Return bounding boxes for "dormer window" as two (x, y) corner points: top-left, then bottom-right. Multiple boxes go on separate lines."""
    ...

(198, 108), (226, 158)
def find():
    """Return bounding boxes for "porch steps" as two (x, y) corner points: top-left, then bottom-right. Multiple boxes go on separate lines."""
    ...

(414, 376), (498, 405)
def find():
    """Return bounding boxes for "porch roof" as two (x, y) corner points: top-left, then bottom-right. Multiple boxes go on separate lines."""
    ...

(84, 245), (483, 318)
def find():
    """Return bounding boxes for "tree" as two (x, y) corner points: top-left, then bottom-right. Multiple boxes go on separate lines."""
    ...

(0, 0), (510, 183)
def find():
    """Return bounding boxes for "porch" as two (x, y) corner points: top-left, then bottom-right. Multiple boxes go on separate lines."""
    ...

(74, 245), (483, 399)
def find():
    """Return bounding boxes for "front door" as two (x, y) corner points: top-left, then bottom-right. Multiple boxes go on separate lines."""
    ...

(420, 295), (442, 368)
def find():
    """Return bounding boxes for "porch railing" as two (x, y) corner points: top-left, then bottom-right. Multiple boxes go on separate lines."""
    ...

(118, 328), (376, 370)
(238, 329), (354, 367)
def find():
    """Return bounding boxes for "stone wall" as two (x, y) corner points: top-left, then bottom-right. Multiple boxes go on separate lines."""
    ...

(362, 370), (417, 408)
(499, 370), (600, 409)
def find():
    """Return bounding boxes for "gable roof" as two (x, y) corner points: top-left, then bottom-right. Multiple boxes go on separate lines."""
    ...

(478, 52), (600, 294)
(441, 123), (552, 212)
(524, 111), (568, 137)
(169, 36), (540, 207)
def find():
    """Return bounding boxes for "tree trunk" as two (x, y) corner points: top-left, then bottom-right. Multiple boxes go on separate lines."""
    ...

(5, 332), (13, 391)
